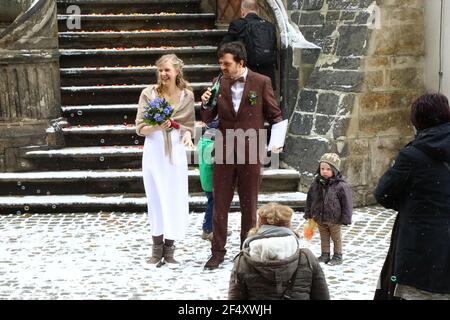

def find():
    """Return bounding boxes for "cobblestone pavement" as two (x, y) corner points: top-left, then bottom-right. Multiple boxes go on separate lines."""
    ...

(0, 206), (396, 300)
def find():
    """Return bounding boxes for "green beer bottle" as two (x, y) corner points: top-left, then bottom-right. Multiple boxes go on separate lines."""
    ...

(203, 73), (223, 110)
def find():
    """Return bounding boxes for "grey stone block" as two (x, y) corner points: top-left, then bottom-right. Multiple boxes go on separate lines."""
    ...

(307, 69), (364, 92)
(290, 112), (314, 135)
(317, 93), (339, 114)
(315, 115), (334, 135)
(298, 89), (318, 112)
(328, 0), (361, 10)
(321, 57), (361, 70)
(301, 49), (321, 65)
(298, 26), (324, 46)
(299, 11), (325, 26)
(287, 0), (300, 10)
(288, 0), (324, 11)
(336, 25), (369, 56)
(355, 11), (370, 24)
(284, 136), (330, 172)
(323, 22), (338, 37)
(288, 78), (299, 107)
(326, 11), (341, 22)
(303, 0), (325, 10)
(291, 11), (300, 24)
(341, 11), (356, 21)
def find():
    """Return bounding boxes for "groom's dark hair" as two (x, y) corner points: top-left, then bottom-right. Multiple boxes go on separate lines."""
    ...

(217, 41), (247, 66)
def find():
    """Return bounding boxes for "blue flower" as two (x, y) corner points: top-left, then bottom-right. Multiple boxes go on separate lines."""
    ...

(154, 114), (163, 123)
(148, 101), (158, 109)
(143, 97), (173, 126)
(163, 107), (172, 115)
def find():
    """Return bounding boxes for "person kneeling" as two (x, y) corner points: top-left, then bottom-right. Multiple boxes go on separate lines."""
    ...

(228, 202), (330, 300)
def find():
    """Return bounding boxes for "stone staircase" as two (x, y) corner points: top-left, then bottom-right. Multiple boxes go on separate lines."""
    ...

(0, 0), (305, 214)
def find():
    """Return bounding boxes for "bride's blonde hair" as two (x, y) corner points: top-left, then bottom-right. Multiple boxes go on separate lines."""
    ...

(155, 54), (191, 96)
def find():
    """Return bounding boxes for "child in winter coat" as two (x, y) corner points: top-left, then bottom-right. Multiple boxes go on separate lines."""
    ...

(228, 202), (329, 300)
(304, 153), (353, 265)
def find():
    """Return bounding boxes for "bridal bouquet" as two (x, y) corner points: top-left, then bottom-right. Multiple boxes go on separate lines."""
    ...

(143, 97), (179, 129)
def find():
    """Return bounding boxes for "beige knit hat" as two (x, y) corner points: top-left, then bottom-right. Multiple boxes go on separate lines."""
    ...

(319, 153), (341, 171)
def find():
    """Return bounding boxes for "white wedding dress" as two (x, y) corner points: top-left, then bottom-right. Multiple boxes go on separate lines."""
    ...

(142, 90), (189, 240)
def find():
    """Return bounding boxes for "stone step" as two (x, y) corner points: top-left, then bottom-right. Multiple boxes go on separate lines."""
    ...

(23, 143), (277, 170)
(61, 122), (270, 147)
(60, 82), (210, 105)
(61, 103), (203, 126)
(59, 46), (218, 68)
(56, 0), (202, 15)
(60, 64), (219, 86)
(23, 145), (151, 170)
(62, 124), (143, 147)
(57, 13), (215, 32)
(0, 169), (300, 196)
(58, 29), (226, 49)
(0, 192), (306, 214)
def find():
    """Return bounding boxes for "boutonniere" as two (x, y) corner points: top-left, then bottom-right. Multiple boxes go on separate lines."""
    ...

(248, 91), (257, 106)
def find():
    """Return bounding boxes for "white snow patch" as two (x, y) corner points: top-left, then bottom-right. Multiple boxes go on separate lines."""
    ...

(0, 192), (306, 206)
(59, 46), (217, 55)
(26, 146), (142, 156)
(0, 168), (299, 181)
(63, 125), (135, 133)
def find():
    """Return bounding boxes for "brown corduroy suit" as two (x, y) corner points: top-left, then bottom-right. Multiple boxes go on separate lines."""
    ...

(200, 69), (283, 257)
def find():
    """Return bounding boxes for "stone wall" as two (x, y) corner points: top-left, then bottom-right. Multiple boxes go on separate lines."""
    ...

(0, 0), (61, 172)
(283, 0), (425, 206)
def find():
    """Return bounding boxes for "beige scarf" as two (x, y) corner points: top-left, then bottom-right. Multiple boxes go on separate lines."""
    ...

(136, 85), (195, 163)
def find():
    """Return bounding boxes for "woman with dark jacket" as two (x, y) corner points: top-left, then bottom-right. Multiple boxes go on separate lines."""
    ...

(374, 93), (450, 299)
(228, 203), (330, 300)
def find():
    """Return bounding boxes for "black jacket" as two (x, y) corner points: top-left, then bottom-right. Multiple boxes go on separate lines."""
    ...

(218, 13), (276, 67)
(374, 122), (450, 293)
(304, 173), (353, 225)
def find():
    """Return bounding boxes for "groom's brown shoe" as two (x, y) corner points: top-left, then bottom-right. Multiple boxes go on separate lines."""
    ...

(204, 255), (224, 270)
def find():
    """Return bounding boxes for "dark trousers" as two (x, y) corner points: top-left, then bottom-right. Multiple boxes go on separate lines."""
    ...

(248, 63), (276, 90)
(211, 163), (262, 257)
(202, 191), (214, 233)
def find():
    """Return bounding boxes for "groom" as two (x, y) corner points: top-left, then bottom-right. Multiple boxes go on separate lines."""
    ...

(200, 41), (283, 269)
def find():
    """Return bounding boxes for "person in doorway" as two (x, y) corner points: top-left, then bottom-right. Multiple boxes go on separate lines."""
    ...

(218, 0), (278, 89)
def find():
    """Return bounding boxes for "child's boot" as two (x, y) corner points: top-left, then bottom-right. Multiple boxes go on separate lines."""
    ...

(317, 252), (331, 263)
(328, 253), (343, 265)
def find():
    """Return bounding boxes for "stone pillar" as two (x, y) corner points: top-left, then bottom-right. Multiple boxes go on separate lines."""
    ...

(0, 0), (61, 172)
(284, 0), (425, 206)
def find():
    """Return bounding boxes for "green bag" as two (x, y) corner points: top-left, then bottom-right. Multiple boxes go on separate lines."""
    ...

(198, 137), (214, 192)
